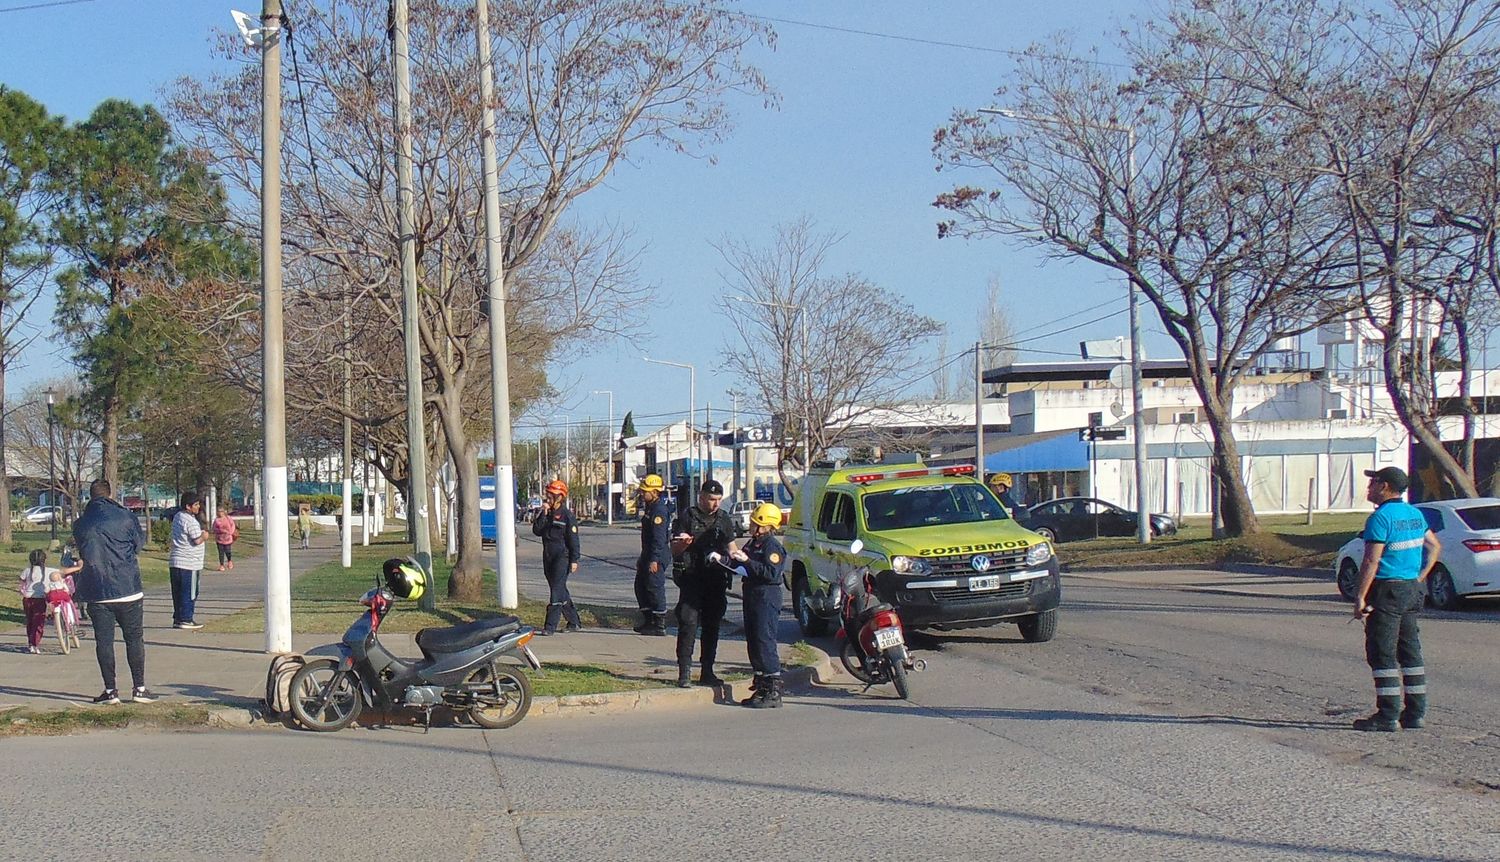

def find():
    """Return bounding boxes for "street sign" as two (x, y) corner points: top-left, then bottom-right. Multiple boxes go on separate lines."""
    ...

(1079, 427), (1128, 441)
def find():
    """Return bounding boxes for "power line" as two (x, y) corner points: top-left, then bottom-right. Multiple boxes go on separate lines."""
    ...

(699, 5), (1131, 69)
(0, 0), (94, 12)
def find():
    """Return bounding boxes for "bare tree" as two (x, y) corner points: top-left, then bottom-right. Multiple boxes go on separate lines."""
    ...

(166, 0), (773, 599)
(9, 379), (101, 520)
(934, 15), (1356, 536)
(1187, 0), (1500, 498)
(979, 274), (1017, 371)
(716, 218), (943, 491)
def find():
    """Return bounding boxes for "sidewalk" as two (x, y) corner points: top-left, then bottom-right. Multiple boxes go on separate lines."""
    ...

(0, 534), (795, 713)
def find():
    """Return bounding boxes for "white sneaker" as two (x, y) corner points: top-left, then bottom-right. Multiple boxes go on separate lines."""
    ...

(175, 621), (204, 630)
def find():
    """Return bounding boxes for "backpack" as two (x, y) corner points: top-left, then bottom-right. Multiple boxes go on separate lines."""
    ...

(262, 654), (306, 717)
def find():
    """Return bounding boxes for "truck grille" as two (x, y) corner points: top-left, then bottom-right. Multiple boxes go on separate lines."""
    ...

(926, 581), (1033, 603)
(926, 549), (1029, 577)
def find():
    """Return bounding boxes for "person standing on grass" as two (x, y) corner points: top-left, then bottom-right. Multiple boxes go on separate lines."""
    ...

(73, 478), (154, 705)
(168, 491), (209, 630)
(212, 505), (239, 571)
(297, 503), (313, 550)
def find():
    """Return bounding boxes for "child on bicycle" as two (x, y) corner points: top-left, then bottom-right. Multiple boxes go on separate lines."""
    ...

(46, 567), (81, 636)
(17, 549), (80, 654)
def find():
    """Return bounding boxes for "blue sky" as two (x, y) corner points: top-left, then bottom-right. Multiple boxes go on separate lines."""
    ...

(0, 0), (1148, 438)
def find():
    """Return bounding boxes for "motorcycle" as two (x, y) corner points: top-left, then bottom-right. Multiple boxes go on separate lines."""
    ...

(836, 541), (926, 700)
(289, 581), (542, 732)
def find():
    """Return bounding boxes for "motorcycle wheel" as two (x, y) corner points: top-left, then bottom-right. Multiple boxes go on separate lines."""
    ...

(464, 664), (532, 730)
(288, 659), (362, 732)
(889, 657), (912, 701)
(839, 637), (876, 684)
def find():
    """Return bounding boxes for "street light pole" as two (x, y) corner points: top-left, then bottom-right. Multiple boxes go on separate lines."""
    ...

(981, 107), (1150, 544)
(591, 390), (613, 525)
(644, 356), (694, 497)
(45, 388), (56, 544)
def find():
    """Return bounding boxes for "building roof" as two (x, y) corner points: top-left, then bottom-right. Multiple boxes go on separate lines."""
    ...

(983, 359), (1225, 385)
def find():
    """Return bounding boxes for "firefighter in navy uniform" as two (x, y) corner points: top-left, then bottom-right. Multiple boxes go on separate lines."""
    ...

(987, 472), (1022, 520)
(1350, 467), (1440, 732)
(728, 502), (790, 708)
(633, 474), (671, 636)
(531, 479), (582, 636)
(670, 479), (735, 688)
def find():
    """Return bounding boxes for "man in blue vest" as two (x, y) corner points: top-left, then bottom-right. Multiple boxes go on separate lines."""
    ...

(1350, 467), (1440, 732)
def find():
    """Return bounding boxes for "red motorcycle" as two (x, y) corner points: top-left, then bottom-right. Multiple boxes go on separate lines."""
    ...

(836, 558), (926, 700)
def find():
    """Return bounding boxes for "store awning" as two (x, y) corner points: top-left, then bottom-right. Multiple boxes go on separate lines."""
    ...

(940, 428), (1090, 473)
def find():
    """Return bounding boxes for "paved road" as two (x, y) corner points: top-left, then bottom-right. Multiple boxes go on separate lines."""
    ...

(4, 639), (1497, 861)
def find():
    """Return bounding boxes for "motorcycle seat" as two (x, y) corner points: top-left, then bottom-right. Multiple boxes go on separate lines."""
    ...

(415, 615), (521, 657)
(858, 603), (895, 625)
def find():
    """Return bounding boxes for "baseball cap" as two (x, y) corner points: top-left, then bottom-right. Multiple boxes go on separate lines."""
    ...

(699, 479), (724, 496)
(1363, 466), (1409, 492)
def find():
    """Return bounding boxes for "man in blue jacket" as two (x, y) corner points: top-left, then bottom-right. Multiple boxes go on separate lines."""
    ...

(73, 479), (154, 705)
(633, 474), (671, 636)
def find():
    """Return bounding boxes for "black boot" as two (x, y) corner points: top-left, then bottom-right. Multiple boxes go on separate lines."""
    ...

(645, 612), (668, 636)
(676, 663), (692, 688)
(739, 675), (764, 706)
(562, 601), (583, 632)
(633, 611), (653, 634)
(540, 602), (562, 635)
(749, 675), (783, 709)
(697, 665), (724, 687)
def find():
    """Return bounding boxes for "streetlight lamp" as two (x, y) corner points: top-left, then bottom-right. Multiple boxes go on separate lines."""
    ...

(643, 356), (695, 504)
(591, 389), (613, 525)
(980, 107), (1150, 545)
(730, 296), (812, 476)
(44, 388), (56, 544)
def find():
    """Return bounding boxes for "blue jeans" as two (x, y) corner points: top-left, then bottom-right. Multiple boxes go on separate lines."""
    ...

(169, 567), (200, 624)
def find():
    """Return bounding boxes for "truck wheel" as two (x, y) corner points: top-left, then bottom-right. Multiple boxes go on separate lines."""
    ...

(1018, 609), (1058, 643)
(792, 575), (829, 637)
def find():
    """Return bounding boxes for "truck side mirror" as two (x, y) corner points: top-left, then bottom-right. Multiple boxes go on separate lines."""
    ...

(848, 539), (864, 555)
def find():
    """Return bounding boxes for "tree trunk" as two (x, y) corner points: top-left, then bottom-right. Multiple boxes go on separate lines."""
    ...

(102, 393), (120, 491)
(1198, 389), (1261, 537)
(0, 360), (10, 544)
(435, 389), (484, 600)
(1381, 320), (1478, 498)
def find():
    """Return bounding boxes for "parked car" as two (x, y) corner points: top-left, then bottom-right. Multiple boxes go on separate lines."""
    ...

(21, 505), (62, 526)
(1021, 497), (1178, 543)
(729, 499), (759, 536)
(1333, 496), (1500, 610)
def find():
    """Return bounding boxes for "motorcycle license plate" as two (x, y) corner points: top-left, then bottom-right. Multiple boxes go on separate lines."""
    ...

(969, 575), (1001, 592)
(873, 627), (903, 649)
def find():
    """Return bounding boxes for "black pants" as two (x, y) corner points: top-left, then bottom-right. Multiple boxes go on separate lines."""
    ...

(743, 584), (783, 676)
(88, 599), (146, 693)
(675, 575), (727, 674)
(1364, 578), (1426, 722)
(542, 549), (581, 630)
(634, 556), (667, 614)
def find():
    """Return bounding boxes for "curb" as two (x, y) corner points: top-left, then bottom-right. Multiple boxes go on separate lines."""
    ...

(1222, 562), (1332, 580)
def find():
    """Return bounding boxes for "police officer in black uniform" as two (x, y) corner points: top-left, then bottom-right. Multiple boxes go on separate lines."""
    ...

(633, 473), (671, 636)
(728, 502), (790, 708)
(670, 479), (735, 688)
(531, 479), (582, 635)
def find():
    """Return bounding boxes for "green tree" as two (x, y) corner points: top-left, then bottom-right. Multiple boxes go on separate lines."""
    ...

(619, 412), (637, 441)
(51, 99), (228, 490)
(0, 87), (64, 542)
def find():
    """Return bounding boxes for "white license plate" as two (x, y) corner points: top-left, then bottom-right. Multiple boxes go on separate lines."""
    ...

(873, 627), (904, 649)
(969, 575), (1001, 592)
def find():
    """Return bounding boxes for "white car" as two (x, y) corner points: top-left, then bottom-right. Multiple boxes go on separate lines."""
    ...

(1333, 497), (1500, 610)
(22, 505), (62, 526)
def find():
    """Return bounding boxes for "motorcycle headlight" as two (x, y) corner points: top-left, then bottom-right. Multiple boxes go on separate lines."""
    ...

(1025, 542), (1053, 567)
(890, 555), (932, 575)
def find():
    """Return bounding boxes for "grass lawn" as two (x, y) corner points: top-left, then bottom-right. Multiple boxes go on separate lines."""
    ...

(207, 535), (637, 634)
(1, 524), (265, 633)
(0, 702), (213, 736)
(1055, 512), (1365, 571)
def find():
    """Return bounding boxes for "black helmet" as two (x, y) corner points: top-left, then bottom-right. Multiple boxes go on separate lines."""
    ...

(382, 558), (427, 600)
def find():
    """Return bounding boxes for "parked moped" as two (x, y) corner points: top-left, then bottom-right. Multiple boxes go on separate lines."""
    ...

(289, 559), (541, 732)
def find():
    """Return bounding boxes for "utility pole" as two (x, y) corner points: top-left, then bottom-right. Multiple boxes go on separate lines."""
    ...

(340, 271), (352, 568)
(361, 413), (370, 546)
(974, 341), (985, 475)
(476, 0), (519, 607)
(257, 0), (292, 653)
(393, 0), (434, 608)
(1126, 128), (1150, 545)
(591, 390), (613, 525)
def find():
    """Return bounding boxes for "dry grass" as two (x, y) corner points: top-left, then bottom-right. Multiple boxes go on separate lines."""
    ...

(1057, 512), (1365, 571)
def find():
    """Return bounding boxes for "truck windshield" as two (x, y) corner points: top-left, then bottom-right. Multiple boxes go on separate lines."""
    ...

(862, 484), (1010, 531)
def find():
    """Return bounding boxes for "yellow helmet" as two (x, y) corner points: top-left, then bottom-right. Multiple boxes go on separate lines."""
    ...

(988, 472), (1013, 488)
(639, 474), (665, 493)
(750, 502), (783, 529)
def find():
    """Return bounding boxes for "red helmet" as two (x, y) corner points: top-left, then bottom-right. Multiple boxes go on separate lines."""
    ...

(545, 480), (568, 497)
